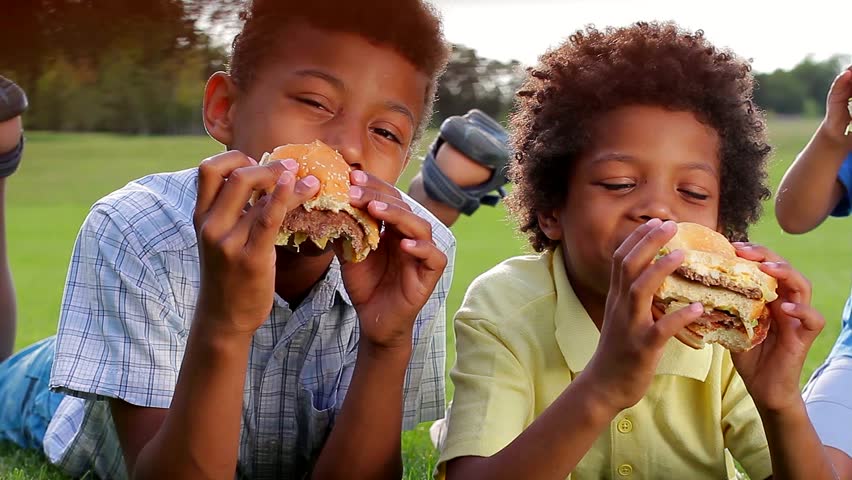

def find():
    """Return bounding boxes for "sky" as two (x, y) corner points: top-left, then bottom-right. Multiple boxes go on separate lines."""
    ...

(431, 0), (849, 73)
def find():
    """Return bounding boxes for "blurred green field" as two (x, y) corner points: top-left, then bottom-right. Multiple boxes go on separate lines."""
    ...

(1, 117), (849, 478)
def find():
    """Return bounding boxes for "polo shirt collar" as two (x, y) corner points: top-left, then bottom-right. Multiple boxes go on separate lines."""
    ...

(551, 246), (713, 382)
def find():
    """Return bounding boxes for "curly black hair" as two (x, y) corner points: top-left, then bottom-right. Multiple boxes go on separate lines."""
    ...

(229, 0), (450, 143)
(506, 21), (772, 251)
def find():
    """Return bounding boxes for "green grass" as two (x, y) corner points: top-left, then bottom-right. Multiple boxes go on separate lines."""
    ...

(0, 443), (67, 480)
(1, 117), (849, 479)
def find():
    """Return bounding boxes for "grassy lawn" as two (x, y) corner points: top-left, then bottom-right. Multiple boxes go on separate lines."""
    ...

(1, 116), (849, 478)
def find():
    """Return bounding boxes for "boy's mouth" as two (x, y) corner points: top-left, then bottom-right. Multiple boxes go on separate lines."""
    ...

(277, 241), (334, 257)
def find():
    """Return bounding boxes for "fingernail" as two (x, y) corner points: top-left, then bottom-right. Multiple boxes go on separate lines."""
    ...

(646, 218), (663, 227)
(661, 220), (677, 232)
(301, 175), (319, 188)
(351, 170), (368, 184)
(372, 201), (388, 211)
(763, 261), (779, 268)
(281, 159), (299, 171)
(349, 186), (362, 199)
(401, 239), (416, 248)
(690, 302), (704, 313)
(248, 156), (258, 165)
(732, 242), (746, 248)
(781, 302), (796, 313)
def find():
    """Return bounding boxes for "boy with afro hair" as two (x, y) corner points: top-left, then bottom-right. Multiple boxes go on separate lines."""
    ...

(436, 22), (837, 480)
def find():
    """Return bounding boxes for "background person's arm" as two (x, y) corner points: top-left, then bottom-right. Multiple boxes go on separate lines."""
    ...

(408, 142), (490, 227)
(0, 74), (27, 362)
(776, 67), (852, 234)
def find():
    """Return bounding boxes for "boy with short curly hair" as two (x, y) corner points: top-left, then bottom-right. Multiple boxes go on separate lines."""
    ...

(438, 22), (835, 480)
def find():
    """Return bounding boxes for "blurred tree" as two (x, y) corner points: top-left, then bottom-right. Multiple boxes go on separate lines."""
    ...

(433, 44), (524, 125)
(755, 70), (808, 115)
(0, 0), (230, 134)
(2, 1), (846, 132)
(754, 54), (851, 116)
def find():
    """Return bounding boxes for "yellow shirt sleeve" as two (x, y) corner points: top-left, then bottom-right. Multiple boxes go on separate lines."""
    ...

(720, 352), (772, 480)
(436, 315), (533, 472)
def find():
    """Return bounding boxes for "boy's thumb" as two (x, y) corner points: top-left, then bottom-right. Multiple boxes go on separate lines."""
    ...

(649, 302), (703, 348)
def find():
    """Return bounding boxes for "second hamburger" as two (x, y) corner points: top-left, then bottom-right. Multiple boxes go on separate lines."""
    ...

(653, 222), (778, 352)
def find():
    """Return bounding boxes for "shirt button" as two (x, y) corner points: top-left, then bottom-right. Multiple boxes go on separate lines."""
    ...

(617, 463), (633, 476)
(617, 418), (633, 434)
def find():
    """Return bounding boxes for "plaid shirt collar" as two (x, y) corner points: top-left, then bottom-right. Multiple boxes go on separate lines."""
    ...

(272, 257), (352, 314)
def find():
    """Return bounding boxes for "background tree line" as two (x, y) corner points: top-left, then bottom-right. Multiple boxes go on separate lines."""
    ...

(0, 0), (848, 134)
(754, 54), (851, 116)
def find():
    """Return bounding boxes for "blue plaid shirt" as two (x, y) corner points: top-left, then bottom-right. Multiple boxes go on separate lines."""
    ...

(46, 167), (455, 479)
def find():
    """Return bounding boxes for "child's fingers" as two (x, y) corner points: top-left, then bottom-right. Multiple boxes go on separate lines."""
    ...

(396, 239), (447, 309)
(731, 243), (785, 263)
(760, 260), (812, 305)
(778, 302), (825, 336)
(827, 68), (852, 104)
(620, 220), (679, 284)
(206, 161), (297, 233)
(611, 219), (663, 283)
(195, 151), (256, 220)
(368, 200), (432, 242)
(627, 249), (685, 315)
(199, 163), (292, 244)
(350, 170), (400, 199)
(399, 239), (447, 274)
(349, 185), (409, 211)
(646, 302), (704, 349)
(768, 302), (825, 349)
(245, 173), (320, 251)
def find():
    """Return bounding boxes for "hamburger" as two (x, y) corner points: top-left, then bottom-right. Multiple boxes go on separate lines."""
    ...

(252, 140), (380, 262)
(653, 222), (778, 352)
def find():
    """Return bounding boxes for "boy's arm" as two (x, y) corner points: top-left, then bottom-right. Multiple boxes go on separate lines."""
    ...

(729, 244), (837, 480)
(106, 154), (319, 479)
(826, 447), (852, 480)
(111, 327), (252, 479)
(310, 344), (412, 480)
(775, 67), (852, 234)
(757, 402), (840, 480)
(312, 172), (448, 480)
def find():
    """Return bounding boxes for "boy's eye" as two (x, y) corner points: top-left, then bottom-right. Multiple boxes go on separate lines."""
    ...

(372, 127), (401, 144)
(598, 182), (635, 191)
(298, 97), (331, 112)
(679, 189), (709, 200)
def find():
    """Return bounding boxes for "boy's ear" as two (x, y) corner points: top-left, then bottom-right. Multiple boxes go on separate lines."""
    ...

(203, 72), (239, 146)
(537, 209), (564, 241)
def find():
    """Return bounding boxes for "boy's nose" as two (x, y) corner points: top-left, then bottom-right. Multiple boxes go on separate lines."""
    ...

(324, 120), (365, 171)
(633, 190), (675, 223)
(333, 142), (364, 171)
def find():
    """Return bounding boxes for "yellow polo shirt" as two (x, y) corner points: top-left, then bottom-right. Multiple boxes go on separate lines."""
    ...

(437, 248), (771, 480)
